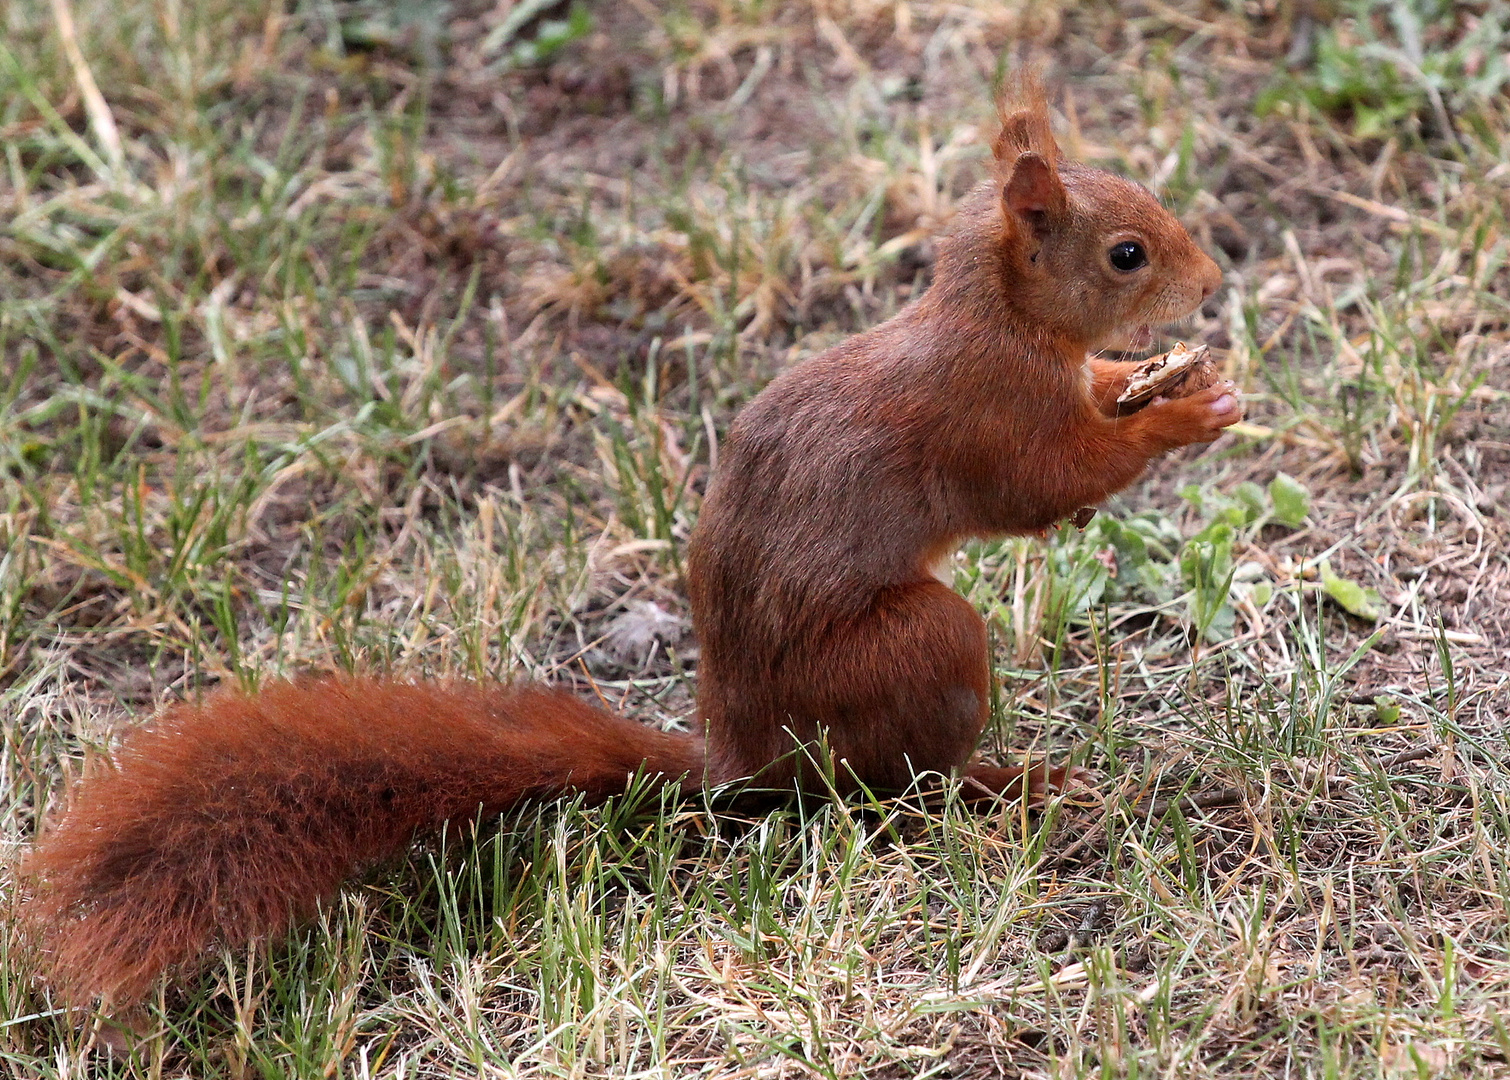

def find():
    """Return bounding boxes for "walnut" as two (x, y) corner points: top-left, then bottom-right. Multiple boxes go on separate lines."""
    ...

(1116, 342), (1219, 412)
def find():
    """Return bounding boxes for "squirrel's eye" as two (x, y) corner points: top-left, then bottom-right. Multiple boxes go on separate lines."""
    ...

(1108, 241), (1147, 272)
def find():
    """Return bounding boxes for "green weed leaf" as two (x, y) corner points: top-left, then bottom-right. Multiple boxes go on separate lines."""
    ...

(1320, 560), (1383, 621)
(1269, 473), (1310, 528)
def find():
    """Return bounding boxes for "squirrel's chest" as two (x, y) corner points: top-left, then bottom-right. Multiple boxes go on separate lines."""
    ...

(925, 549), (956, 585)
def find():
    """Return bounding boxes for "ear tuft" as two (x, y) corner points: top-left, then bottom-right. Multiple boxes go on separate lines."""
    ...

(993, 70), (1061, 165)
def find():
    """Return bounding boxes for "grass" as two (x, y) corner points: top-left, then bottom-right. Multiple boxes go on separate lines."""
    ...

(2, 0), (1509, 1075)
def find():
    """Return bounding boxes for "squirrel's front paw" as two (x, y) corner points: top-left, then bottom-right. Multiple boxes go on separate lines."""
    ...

(1145, 380), (1243, 446)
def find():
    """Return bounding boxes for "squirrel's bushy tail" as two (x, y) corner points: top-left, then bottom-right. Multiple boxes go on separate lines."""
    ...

(19, 678), (703, 1005)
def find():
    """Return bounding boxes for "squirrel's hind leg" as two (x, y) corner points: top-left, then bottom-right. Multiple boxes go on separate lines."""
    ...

(808, 582), (1087, 805)
(718, 580), (991, 794)
(960, 762), (1090, 805)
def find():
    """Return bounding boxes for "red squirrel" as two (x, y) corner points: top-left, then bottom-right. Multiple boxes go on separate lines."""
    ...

(18, 80), (1240, 1007)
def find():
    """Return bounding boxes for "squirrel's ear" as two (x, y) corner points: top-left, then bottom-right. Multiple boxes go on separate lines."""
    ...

(1003, 151), (1067, 237)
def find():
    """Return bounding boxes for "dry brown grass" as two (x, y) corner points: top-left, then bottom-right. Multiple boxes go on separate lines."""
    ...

(1, 0), (1507, 1075)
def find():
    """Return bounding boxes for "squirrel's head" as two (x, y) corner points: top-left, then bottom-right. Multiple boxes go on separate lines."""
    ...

(991, 76), (1222, 352)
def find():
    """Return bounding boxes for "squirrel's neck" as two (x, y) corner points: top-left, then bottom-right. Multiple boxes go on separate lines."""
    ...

(906, 197), (1089, 383)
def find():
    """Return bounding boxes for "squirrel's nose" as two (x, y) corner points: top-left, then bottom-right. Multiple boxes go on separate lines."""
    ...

(1199, 257), (1222, 301)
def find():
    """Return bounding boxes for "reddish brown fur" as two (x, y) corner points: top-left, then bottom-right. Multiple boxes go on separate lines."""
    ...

(22, 681), (701, 1004)
(690, 80), (1232, 792)
(19, 77), (1240, 1007)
